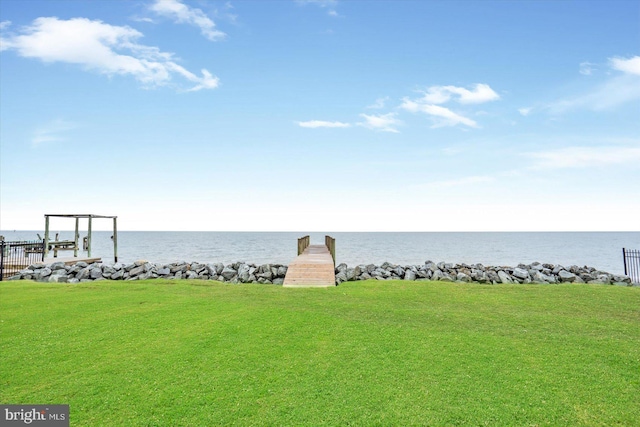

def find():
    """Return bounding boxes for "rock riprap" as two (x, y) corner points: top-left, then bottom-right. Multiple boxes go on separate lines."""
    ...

(9, 260), (287, 285)
(8, 260), (635, 286)
(332, 261), (634, 286)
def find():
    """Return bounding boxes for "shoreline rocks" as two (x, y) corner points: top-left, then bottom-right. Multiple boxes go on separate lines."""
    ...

(334, 261), (634, 286)
(7, 260), (636, 286)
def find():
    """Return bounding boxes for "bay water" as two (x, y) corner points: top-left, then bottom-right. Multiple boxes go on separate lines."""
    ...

(1, 231), (638, 275)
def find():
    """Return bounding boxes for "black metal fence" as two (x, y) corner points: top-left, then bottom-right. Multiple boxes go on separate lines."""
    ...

(0, 240), (45, 281)
(623, 248), (640, 284)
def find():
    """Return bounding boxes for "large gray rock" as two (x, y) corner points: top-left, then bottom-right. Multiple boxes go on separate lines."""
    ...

(512, 268), (529, 280)
(50, 262), (66, 271)
(170, 263), (188, 274)
(257, 270), (273, 280)
(75, 268), (90, 280)
(111, 269), (124, 280)
(393, 267), (405, 278)
(498, 270), (513, 284)
(238, 265), (251, 283)
(90, 268), (103, 280)
(157, 268), (170, 276)
(277, 266), (288, 277)
(612, 275), (632, 284)
(221, 266), (237, 281)
(470, 270), (488, 283)
(129, 265), (145, 277)
(191, 262), (205, 273)
(456, 272), (471, 283)
(404, 270), (416, 281)
(40, 267), (52, 278)
(558, 270), (577, 282)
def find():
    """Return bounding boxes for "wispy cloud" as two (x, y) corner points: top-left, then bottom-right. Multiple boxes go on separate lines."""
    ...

(366, 97), (389, 109)
(298, 120), (351, 128)
(358, 113), (402, 133)
(579, 61), (595, 76)
(524, 144), (640, 170)
(399, 83), (498, 128)
(296, 0), (340, 17)
(547, 74), (640, 114)
(130, 17), (155, 23)
(400, 99), (478, 128)
(546, 55), (640, 114)
(518, 107), (532, 116)
(417, 83), (500, 105)
(31, 119), (77, 146)
(1, 17), (219, 91)
(149, 0), (225, 41)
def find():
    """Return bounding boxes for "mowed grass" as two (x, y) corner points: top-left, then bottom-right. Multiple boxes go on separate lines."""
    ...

(1, 280), (639, 426)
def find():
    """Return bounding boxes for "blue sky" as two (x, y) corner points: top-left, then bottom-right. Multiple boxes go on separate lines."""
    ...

(1, 0), (639, 231)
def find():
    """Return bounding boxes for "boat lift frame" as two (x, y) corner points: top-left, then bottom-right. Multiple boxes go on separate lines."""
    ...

(44, 214), (118, 262)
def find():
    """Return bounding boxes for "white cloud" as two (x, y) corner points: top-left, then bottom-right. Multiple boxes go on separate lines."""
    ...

(579, 61), (594, 75)
(357, 113), (402, 133)
(131, 17), (156, 23)
(31, 119), (77, 146)
(400, 99), (478, 128)
(609, 55), (640, 76)
(518, 107), (532, 116)
(298, 120), (351, 128)
(366, 97), (388, 109)
(525, 144), (640, 170)
(149, 0), (225, 41)
(418, 83), (500, 105)
(1, 17), (219, 91)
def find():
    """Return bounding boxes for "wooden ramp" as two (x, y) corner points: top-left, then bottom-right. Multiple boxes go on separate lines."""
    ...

(283, 245), (336, 287)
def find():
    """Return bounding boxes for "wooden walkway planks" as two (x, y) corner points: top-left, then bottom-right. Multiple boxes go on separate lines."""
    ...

(283, 245), (336, 287)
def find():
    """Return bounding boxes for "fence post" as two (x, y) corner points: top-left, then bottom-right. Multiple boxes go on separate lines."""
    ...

(623, 248), (627, 276)
(0, 241), (5, 281)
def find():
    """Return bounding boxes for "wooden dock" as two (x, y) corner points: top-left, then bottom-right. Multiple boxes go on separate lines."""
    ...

(283, 241), (336, 288)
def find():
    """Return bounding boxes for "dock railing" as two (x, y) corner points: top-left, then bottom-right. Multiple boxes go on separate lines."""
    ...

(325, 235), (335, 265)
(0, 240), (45, 281)
(623, 248), (640, 284)
(297, 235), (310, 255)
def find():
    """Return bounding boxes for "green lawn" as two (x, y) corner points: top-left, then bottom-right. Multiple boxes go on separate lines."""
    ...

(1, 280), (639, 426)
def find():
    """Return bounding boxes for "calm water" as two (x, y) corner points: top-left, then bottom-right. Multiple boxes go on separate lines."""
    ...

(1, 231), (638, 275)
